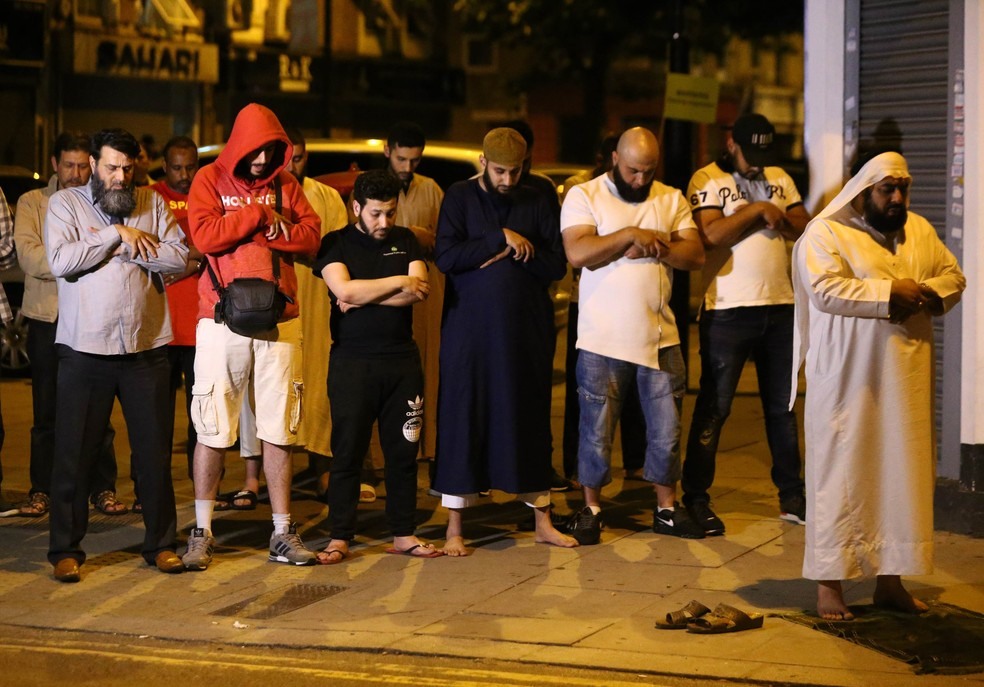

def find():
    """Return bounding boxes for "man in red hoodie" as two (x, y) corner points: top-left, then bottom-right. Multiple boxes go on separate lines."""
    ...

(184, 104), (321, 569)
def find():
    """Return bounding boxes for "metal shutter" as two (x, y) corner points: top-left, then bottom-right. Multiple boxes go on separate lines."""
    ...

(856, 0), (949, 225)
(846, 0), (960, 470)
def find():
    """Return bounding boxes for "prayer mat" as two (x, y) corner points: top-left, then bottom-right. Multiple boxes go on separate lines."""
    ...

(781, 602), (984, 675)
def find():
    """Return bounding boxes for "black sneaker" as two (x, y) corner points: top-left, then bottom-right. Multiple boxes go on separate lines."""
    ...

(654, 505), (706, 539)
(517, 504), (569, 532)
(566, 506), (602, 545)
(779, 494), (806, 525)
(686, 500), (725, 536)
(549, 471), (574, 492)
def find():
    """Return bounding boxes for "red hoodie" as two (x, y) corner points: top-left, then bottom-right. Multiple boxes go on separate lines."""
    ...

(188, 103), (321, 322)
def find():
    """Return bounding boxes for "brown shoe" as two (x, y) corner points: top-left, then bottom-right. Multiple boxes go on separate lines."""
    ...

(53, 558), (81, 583)
(154, 551), (185, 574)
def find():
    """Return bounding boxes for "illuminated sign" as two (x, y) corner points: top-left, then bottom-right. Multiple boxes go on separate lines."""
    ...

(664, 73), (720, 124)
(73, 34), (219, 84)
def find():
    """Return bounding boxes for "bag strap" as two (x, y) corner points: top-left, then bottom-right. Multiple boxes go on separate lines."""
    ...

(271, 176), (281, 283)
(204, 257), (224, 295)
(204, 177), (284, 294)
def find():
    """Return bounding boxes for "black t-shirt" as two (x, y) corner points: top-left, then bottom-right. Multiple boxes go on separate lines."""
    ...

(313, 224), (424, 357)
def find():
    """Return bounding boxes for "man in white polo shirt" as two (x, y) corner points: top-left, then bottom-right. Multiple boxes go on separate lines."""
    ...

(682, 113), (810, 536)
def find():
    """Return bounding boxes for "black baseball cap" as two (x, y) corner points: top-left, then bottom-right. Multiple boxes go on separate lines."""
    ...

(731, 113), (778, 167)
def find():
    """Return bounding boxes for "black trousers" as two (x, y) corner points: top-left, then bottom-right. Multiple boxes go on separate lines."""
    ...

(48, 345), (176, 565)
(167, 345), (197, 478)
(562, 302), (646, 479)
(26, 318), (118, 498)
(328, 353), (423, 541)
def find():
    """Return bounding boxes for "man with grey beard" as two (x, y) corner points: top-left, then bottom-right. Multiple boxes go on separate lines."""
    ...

(44, 128), (189, 582)
(14, 132), (123, 518)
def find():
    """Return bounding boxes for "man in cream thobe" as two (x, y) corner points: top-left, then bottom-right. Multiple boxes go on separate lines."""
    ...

(792, 151), (965, 619)
(384, 123), (445, 461)
(289, 131), (348, 497)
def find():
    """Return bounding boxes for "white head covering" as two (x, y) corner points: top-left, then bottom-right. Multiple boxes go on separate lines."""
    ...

(815, 151), (912, 222)
(788, 151), (912, 410)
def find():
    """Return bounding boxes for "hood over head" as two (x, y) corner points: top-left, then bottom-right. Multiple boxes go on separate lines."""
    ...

(816, 151), (911, 223)
(216, 103), (292, 187)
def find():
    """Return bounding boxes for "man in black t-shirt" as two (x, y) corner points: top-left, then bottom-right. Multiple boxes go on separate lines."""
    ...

(312, 170), (442, 563)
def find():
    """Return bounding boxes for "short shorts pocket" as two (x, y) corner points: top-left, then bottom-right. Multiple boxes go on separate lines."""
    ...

(191, 383), (218, 435)
(288, 380), (304, 434)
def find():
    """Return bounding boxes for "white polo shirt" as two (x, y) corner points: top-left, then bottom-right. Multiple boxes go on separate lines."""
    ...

(687, 162), (802, 310)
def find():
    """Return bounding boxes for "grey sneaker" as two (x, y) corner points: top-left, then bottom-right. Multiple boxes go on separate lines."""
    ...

(779, 494), (806, 525)
(269, 523), (316, 565)
(182, 528), (215, 570)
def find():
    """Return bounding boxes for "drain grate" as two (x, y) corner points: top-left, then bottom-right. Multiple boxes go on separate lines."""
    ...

(211, 583), (346, 619)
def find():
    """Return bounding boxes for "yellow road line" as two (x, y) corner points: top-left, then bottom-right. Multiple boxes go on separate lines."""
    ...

(0, 639), (653, 687)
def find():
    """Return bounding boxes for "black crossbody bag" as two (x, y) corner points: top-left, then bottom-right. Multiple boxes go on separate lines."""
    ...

(205, 178), (293, 337)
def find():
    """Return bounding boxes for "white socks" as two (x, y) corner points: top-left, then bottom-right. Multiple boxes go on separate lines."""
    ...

(195, 499), (214, 534)
(272, 512), (291, 534)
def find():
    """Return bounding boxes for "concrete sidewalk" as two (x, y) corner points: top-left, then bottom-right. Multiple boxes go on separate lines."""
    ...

(0, 374), (982, 686)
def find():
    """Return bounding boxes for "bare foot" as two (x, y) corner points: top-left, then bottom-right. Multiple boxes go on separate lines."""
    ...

(873, 575), (929, 614)
(535, 527), (579, 548)
(533, 508), (578, 548)
(442, 509), (469, 557)
(817, 580), (855, 620)
(316, 538), (349, 565)
(442, 535), (469, 557)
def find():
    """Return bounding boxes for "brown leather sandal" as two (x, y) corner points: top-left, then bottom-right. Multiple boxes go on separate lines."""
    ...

(17, 492), (50, 517)
(93, 490), (129, 516)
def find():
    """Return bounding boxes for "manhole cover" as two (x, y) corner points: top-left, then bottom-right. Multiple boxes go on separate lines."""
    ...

(211, 583), (346, 619)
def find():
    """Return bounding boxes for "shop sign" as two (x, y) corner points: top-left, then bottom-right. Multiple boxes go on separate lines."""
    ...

(664, 72), (720, 124)
(279, 54), (312, 92)
(74, 33), (219, 84)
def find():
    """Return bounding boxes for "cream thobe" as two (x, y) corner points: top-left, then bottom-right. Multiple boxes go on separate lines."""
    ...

(295, 177), (348, 455)
(793, 207), (964, 580)
(397, 173), (444, 459)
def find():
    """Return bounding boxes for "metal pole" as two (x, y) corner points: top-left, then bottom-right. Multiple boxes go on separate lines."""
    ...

(664, 0), (693, 384)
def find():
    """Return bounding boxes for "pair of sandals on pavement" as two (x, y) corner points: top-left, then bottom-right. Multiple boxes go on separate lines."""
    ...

(656, 600), (765, 634)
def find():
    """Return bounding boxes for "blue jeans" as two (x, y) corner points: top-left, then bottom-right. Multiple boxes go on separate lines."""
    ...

(682, 305), (803, 505)
(576, 347), (686, 488)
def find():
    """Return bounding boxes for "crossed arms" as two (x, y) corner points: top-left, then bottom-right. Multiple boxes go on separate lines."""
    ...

(321, 260), (429, 312)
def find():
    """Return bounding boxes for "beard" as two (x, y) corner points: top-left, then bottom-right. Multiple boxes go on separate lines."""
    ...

(357, 215), (388, 241)
(482, 167), (513, 198)
(389, 166), (412, 191)
(91, 175), (136, 217)
(612, 165), (653, 203)
(863, 193), (907, 234)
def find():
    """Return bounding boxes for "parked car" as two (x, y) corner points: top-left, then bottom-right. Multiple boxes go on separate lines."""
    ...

(152, 138), (486, 192)
(0, 166), (45, 375)
(532, 164), (590, 198)
(154, 139), (573, 328)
